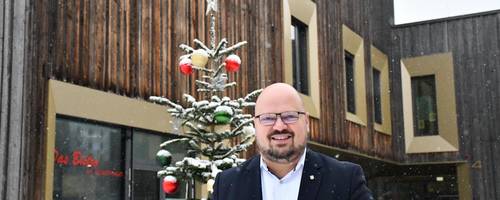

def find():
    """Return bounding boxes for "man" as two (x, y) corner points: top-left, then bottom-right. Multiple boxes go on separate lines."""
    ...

(212, 83), (373, 200)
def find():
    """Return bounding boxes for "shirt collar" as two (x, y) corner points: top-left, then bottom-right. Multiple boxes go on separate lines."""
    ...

(259, 148), (307, 172)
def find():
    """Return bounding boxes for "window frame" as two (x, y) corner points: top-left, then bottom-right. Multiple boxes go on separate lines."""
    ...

(401, 52), (459, 154)
(370, 45), (392, 135)
(283, 0), (320, 118)
(342, 25), (367, 126)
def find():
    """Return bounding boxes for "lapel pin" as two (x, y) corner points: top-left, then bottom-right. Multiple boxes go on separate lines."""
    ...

(309, 175), (315, 180)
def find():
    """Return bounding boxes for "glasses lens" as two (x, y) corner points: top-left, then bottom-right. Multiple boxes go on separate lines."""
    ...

(280, 112), (300, 124)
(259, 113), (277, 125)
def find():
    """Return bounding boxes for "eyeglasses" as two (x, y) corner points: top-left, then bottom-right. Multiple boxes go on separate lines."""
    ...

(255, 111), (306, 126)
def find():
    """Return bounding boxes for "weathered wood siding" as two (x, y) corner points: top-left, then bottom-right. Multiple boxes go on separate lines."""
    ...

(4, 0), (283, 199)
(391, 11), (500, 199)
(1, 0), (38, 199)
(3, 0), (499, 199)
(40, 0), (282, 100)
(310, 0), (395, 160)
(35, 0), (398, 165)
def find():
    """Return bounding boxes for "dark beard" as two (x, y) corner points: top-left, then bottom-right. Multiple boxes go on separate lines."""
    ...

(263, 144), (305, 163)
(258, 130), (307, 163)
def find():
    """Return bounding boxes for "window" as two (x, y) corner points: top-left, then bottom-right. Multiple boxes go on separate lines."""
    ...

(401, 52), (458, 153)
(52, 116), (188, 200)
(411, 75), (439, 136)
(345, 51), (356, 114)
(342, 25), (367, 125)
(372, 68), (382, 124)
(53, 117), (125, 200)
(291, 17), (309, 95)
(46, 80), (187, 199)
(283, 0), (320, 118)
(371, 45), (391, 135)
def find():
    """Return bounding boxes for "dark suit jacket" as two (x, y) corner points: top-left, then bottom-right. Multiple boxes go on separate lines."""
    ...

(212, 150), (373, 200)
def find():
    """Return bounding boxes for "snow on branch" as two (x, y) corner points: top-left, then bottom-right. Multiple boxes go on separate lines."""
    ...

(219, 41), (248, 55)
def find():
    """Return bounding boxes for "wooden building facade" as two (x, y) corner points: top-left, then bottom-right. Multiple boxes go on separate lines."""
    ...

(1, 0), (498, 199)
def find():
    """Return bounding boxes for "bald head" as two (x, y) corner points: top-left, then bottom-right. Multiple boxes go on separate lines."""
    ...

(255, 83), (305, 115)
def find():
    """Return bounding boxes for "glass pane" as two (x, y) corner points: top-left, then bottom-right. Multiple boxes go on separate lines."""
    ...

(411, 75), (439, 136)
(132, 130), (188, 170)
(291, 16), (309, 95)
(133, 170), (161, 200)
(53, 117), (124, 200)
(133, 130), (188, 199)
(373, 68), (382, 124)
(345, 51), (356, 113)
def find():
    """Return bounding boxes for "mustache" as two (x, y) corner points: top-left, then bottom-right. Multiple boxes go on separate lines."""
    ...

(267, 130), (294, 139)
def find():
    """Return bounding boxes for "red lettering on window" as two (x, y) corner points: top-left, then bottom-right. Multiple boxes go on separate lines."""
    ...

(54, 149), (69, 165)
(54, 149), (122, 177)
(72, 150), (99, 168)
(54, 149), (99, 167)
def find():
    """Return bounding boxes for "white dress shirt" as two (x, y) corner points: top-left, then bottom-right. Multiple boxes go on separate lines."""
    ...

(260, 150), (307, 200)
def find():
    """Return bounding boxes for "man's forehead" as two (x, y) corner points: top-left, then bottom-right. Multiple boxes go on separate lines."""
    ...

(255, 83), (304, 112)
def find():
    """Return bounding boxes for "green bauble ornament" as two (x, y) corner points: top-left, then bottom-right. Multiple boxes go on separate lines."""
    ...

(214, 106), (233, 124)
(214, 111), (231, 124)
(156, 149), (172, 166)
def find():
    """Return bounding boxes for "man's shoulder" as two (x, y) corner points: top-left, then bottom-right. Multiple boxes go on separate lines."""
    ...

(307, 150), (363, 173)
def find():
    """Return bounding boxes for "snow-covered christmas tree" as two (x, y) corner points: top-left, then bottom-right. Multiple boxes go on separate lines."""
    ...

(149, 0), (261, 198)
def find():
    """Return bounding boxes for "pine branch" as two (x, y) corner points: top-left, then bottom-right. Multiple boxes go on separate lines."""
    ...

(179, 44), (195, 53)
(219, 41), (248, 55)
(196, 80), (212, 89)
(183, 94), (197, 104)
(244, 89), (263, 102)
(160, 138), (190, 148)
(213, 63), (226, 78)
(192, 66), (214, 73)
(194, 39), (212, 54)
(213, 38), (228, 57)
(229, 119), (253, 137)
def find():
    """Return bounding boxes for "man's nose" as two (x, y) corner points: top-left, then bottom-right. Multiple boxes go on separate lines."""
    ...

(272, 117), (288, 131)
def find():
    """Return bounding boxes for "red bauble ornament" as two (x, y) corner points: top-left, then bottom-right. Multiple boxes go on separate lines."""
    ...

(224, 54), (241, 72)
(179, 58), (193, 75)
(162, 175), (178, 194)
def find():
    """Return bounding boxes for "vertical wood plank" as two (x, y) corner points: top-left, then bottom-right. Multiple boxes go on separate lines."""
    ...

(129, 0), (139, 96)
(140, 0), (151, 97)
(72, 0), (81, 83)
(94, 0), (105, 89)
(7, 0), (28, 198)
(160, 0), (167, 97)
(80, 0), (89, 85)
(64, 0), (74, 82)
(0, 0), (10, 197)
(152, 0), (161, 96)
(108, 0), (118, 92)
(54, 0), (64, 79)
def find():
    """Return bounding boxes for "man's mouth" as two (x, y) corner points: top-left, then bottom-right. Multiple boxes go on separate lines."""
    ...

(270, 133), (293, 141)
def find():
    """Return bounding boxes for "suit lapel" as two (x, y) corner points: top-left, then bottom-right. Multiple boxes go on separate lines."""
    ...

(243, 155), (263, 200)
(297, 150), (322, 200)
